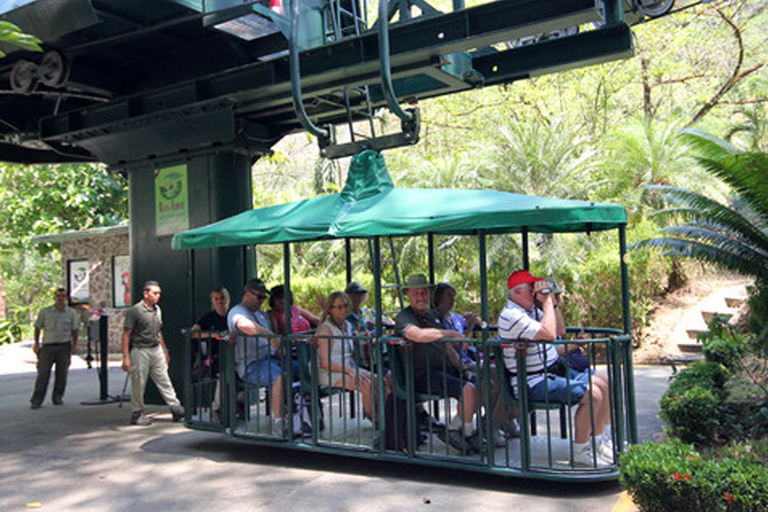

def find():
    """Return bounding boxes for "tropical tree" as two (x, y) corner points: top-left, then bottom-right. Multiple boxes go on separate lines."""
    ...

(634, 129), (768, 352)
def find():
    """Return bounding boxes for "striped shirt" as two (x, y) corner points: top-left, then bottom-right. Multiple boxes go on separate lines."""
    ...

(497, 300), (559, 391)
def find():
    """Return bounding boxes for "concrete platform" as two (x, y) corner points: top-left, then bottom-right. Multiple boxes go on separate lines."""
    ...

(0, 339), (671, 512)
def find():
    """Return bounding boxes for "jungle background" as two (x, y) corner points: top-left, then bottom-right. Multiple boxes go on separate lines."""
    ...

(1, 0), (766, 352)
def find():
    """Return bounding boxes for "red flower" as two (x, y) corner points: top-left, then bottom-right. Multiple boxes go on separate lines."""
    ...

(672, 472), (684, 481)
(724, 491), (735, 503)
(684, 473), (691, 481)
(685, 456), (699, 462)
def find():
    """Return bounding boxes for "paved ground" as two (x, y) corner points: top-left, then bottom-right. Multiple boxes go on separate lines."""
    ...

(0, 339), (671, 512)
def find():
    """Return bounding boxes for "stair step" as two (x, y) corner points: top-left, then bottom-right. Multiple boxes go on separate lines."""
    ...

(701, 310), (734, 324)
(678, 342), (703, 354)
(725, 296), (747, 308)
(686, 328), (709, 340)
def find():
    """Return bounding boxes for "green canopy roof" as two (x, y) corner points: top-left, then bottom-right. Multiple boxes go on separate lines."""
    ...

(171, 151), (626, 250)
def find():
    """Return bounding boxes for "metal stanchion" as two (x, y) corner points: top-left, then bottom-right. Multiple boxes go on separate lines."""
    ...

(81, 312), (130, 405)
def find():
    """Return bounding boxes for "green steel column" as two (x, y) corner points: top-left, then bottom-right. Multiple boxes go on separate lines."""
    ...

(126, 150), (253, 405)
(603, 0), (624, 26)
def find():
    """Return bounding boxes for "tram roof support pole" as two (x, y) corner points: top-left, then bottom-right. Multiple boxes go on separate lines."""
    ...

(522, 227), (530, 270)
(619, 223), (638, 443)
(283, 242), (292, 335)
(345, 238), (352, 285)
(427, 232), (435, 285)
(478, 229), (494, 467)
(372, 236), (383, 338)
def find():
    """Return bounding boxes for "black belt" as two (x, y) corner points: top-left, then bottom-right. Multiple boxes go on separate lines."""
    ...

(43, 342), (71, 346)
(133, 344), (159, 349)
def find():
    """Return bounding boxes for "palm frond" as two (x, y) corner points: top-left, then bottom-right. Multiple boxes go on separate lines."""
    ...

(658, 226), (768, 271)
(632, 237), (768, 281)
(647, 186), (768, 251)
(679, 130), (768, 218)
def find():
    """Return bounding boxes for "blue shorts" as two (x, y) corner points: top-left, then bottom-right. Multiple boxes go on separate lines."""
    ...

(528, 368), (590, 406)
(243, 358), (299, 388)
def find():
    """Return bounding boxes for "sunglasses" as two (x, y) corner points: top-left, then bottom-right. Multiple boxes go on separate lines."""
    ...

(248, 290), (267, 300)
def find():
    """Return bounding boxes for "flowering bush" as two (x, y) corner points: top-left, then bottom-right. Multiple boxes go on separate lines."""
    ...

(619, 439), (768, 512)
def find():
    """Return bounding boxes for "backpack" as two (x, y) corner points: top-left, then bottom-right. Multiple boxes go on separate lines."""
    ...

(384, 393), (409, 452)
(291, 382), (324, 437)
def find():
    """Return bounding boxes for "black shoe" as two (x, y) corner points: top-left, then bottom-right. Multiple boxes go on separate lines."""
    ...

(30, 403), (41, 409)
(418, 410), (445, 432)
(171, 405), (185, 422)
(53, 398), (63, 406)
(131, 411), (152, 426)
(443, 429), (479, 454)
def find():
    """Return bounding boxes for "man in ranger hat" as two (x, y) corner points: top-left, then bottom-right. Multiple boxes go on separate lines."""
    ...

(394, 273), (481, 454)
(498, 269), (612, 467)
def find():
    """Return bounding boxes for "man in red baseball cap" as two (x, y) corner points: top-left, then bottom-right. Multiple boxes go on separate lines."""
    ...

(498, 269), (613, 467)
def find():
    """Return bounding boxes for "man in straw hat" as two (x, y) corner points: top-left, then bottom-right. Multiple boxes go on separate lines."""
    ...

(394, 273), (481, 454)
(498, 270), (612, 467)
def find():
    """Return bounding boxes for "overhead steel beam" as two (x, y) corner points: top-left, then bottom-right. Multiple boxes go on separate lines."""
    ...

(41, 0), (602, 144)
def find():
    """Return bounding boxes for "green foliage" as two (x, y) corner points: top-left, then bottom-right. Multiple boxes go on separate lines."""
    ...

(659, 360), (730, 445)
(0, 163), (127, 256)
(0, 21), (42, 57)
(1, 249), (62, 326)
(667, 360), (730, 397)
(0, 319), (23, 345)
(620, 438), (768, 512)
(660, 384), (721, 445)
(699, 315), (749, 369)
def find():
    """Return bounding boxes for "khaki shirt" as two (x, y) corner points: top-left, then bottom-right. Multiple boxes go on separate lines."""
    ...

(124, 301), (163, 348)
(35, 305), (79, 345)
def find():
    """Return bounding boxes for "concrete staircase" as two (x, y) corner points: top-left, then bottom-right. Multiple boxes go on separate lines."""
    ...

(678, 286), (748, 355)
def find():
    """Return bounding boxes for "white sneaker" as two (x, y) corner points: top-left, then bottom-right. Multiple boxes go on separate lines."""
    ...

(503, 419), (521, 438)
(492, 429), (507, 448)
(272, 418), (283, 437)
(573, 445), (612, 467)
(597, 436), (614, 461)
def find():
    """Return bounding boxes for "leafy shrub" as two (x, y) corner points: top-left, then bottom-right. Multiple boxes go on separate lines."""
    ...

(659, 384), (720, 445)
(620, 439), (768, 512)
(0, 319), (23, 345)
(699, 315), (749, 369)
(666, 360), (730, 397)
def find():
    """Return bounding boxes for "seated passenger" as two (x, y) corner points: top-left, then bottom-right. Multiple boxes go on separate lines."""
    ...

(432, 282), (481, 369)
(345, 281), (395, 332)
(268, 284), (321, 336)
(190, 286), (230, 376)
(315, 291), (381, 421)
(394, 273), (481, 453)
(227, 279), (298, 437)
(433, 281), (513, 445)
(544, 278), (590, 373)
(345, 280), (394, 370)
(498, 270), (612, 466)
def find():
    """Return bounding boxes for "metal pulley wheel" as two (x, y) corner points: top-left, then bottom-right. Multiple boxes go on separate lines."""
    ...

(10, 60), (38, 94)
(38, 50), (69, 87)
(638, 0), (675, 17)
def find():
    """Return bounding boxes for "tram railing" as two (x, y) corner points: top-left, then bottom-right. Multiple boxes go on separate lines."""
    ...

(182, 326), (634, 481)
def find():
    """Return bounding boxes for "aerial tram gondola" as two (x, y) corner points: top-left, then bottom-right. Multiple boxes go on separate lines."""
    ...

(172, 150), (635, 482)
